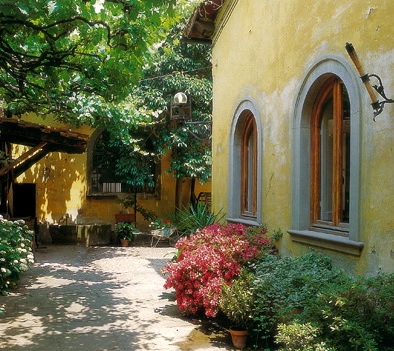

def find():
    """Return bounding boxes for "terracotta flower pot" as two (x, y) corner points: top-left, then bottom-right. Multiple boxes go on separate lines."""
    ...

(229, 329), (248, 349)
(120, 239), (130, 247)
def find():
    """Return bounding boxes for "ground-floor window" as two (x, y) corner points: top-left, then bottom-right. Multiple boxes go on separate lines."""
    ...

(241, 113), (257, 217)
(310, 76), (351, 233)
(228, 99), (262, 224)
(88, 129), (159, 196)
(289, 57), (363, 255)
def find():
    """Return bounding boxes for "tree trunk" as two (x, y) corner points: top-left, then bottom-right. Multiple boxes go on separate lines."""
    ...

(190, 177), (197, 209)
(175, 177), (183, 213)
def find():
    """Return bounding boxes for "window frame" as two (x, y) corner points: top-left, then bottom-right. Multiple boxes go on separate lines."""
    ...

(228, 99), (262, 225)
(89, 129), (124, 195)
(86, 129), (160, 198)
(241, 114), (258, 217)
(310, 76), (349, 232)
(289, 56), (363, 256)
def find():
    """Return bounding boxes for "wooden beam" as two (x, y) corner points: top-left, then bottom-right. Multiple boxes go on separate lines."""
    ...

(0, 141), (48, 177)
(13, 148), (51, 179)
(0, 118), (88, 153)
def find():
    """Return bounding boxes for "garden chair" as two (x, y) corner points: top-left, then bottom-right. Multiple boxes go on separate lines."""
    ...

(150, 227), (177, 247)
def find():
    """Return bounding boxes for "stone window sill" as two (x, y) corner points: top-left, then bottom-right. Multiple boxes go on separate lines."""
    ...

(226, 217), (260, 227)
(288, 229), (364, 256)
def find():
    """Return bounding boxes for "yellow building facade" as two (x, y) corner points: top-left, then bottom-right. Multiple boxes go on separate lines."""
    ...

(185, 0), (394, 275)
(10, 113), (210, 236)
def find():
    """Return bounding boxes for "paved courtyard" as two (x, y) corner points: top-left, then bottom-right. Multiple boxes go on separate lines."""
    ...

(0, 245), (233, 351)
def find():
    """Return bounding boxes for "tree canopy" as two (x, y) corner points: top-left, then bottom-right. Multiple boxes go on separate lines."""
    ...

(108, 21), (212, 185)
(0, 0), (188, 125)
(0, 0), (212, 190)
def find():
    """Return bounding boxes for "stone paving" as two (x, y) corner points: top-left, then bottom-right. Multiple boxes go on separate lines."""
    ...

(0, 245), (233, 351)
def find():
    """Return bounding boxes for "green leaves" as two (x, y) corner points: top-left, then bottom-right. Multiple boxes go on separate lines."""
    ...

(101, 18), (213, 186)
(1, 0), (213, 187)
(219, 268), (257, 330)
(174, 203), (225, 236)
(0, 217), (34, 295)
(0, 0), (177, 123)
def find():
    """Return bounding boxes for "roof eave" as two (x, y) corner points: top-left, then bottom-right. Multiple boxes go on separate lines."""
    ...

(0, 118), (89, 154)
(182, 0), (223, 44)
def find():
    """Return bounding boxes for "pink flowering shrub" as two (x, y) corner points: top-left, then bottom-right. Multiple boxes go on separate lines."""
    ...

(163, 223), (276, 317)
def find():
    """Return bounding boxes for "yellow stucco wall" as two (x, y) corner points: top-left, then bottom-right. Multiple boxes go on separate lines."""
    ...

(14, 114), (93, 224)
(211, 0), (394, 275)
(14, 114), (210, 232)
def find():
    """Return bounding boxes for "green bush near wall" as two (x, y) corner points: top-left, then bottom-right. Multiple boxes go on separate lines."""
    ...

(0, 217), (34, 298)
(243, 252), (394, 350)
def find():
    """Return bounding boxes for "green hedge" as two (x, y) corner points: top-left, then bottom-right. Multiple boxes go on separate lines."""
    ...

(0, 217), (34, 296)
(232, 252), (394, 350)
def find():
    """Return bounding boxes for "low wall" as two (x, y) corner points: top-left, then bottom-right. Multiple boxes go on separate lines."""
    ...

(40, 224), (112, 246)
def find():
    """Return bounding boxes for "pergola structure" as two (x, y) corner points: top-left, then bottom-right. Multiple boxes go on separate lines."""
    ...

(0, 117), (89, 216)
(0, 118), (88, 180)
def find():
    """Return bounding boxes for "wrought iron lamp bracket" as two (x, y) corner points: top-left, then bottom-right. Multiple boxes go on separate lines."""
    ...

(345, 42), (394, 121)
(362, 73), (394, 120)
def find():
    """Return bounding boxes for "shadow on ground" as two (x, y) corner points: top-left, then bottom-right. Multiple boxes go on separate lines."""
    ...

(0, 245), (234, 351)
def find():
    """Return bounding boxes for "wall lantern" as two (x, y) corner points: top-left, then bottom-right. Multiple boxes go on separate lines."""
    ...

(170, 92), (211, 142)
(346, 42), (394, 120)
(170, 92), (192, 121)
(173, 92), (188, 104)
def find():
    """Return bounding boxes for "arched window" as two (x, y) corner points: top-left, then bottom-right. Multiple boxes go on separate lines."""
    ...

(311, 76), (350, 231)
(290, 57), (363, 256)
(228, 100), (262, 224)
(241, 114), (257, 217)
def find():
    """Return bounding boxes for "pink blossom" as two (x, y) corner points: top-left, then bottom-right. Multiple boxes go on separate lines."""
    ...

(163, 223), (275, 317)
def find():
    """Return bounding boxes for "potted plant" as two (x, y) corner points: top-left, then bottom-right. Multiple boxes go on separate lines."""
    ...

(219, 269), (256, 349)
(115, 222), (137, 247)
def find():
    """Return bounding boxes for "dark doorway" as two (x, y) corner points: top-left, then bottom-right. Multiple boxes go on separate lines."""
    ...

(13, 183), (36, 218)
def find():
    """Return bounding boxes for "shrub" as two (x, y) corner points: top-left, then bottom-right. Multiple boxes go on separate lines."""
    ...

(115, 222), (137, 241)
(252, 252), (347, 340)
(303, 273), (394, 351)
(163, 223), (275, 317)
(219, 267), (257, 330)
(0, 216), (34, 295)
(275, 321), (335, 351)
(252, 252), (394, 350)
(362, 273), (394, 346)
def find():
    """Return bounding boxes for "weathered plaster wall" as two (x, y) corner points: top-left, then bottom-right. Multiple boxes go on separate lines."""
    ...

(211, 0), (394, 275)
(14, 114), (93, 224)
(15, 114), (210, 232)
